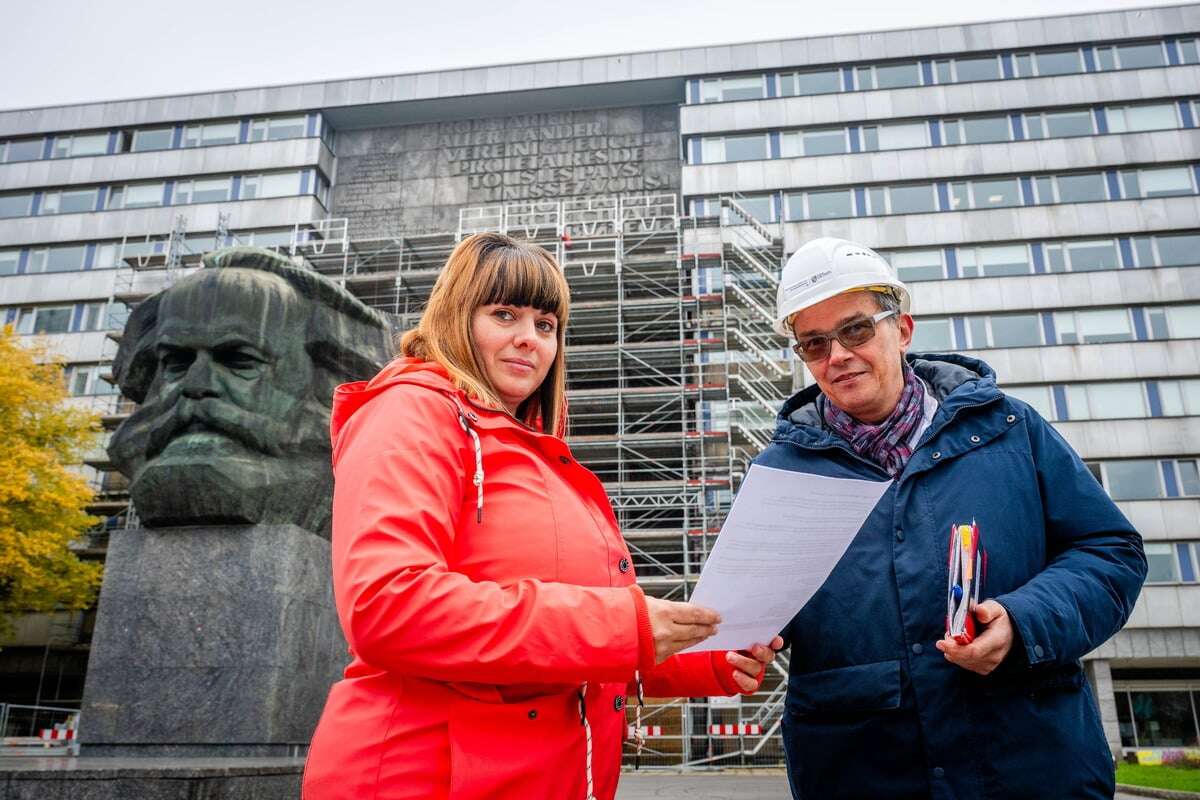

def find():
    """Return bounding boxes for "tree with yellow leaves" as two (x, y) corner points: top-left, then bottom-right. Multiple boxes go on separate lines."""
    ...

(0, 325), (103, 635)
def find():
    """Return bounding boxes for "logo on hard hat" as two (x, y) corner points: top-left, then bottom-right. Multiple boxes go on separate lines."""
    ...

(784, 269), (833, 299)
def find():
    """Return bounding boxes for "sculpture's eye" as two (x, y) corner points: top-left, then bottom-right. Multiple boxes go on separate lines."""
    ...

(159, 348), (195, 377)
(215, 347), (268, 376)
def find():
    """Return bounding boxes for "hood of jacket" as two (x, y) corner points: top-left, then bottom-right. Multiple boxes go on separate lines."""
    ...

(774, 352), (1003, 448)
(331, 356), (565, 453)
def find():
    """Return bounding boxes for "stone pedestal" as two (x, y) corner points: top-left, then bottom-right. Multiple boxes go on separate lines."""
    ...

(0, 757), (304, 800)
(79, 524), (346, 757)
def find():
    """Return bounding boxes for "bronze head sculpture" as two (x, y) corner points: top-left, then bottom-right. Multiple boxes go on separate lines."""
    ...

(107, 246), (393, 537)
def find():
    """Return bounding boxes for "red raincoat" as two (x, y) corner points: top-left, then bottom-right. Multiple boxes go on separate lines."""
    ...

(303, 358), (749, 800)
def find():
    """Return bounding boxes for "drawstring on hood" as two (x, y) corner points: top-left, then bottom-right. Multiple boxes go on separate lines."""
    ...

(458, 412), (485, 523)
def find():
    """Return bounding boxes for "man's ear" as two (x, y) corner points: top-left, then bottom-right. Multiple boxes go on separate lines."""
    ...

(896, 313), (915, 354)
(112, 293), (163, 403)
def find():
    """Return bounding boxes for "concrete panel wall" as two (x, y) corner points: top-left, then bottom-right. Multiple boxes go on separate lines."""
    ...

(911, 266), (1200, 316)
(0, 269), (115, 305)
(683, 129), (1200, 197)
(0, 139), (332, 192)
(331, 105), (680, 236)
(777, 196), (1200, 252)
(1119, 499), (1200, 542)
(959, 340), (1200, 384)
(1055, 417), (1200, 460)
(0, 196), (326, 248)
(679, 66), (1200, 135)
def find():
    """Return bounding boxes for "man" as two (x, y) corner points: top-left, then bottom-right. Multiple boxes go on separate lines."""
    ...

(107, 246), (391, 537)
(757, 237), (1146, 799)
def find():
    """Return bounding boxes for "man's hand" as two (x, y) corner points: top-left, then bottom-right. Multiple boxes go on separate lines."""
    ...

(726, 636), (785, 693)
(935, 600), (1014, 675)
(644, 597), (721, 663)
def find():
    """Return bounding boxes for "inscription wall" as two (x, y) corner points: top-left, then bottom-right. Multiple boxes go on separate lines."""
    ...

(332, 105), (680, 236)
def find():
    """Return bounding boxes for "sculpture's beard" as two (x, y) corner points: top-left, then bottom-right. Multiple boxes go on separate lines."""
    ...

(108, 394), (335, 538)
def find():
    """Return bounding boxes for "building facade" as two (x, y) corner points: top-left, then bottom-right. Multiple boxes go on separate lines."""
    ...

(1, 3), (1198, 762)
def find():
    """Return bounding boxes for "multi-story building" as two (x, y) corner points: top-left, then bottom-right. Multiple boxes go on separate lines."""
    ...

(1, 2), (1197, 764)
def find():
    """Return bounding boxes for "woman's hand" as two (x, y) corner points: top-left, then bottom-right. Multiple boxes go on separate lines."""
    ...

(644, 597), (721, 663)
(935, 600), (1014, 675)
(726, 636), (785, 693)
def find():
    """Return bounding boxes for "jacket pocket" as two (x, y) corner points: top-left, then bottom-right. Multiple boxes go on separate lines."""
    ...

(785, 659), (902, 717)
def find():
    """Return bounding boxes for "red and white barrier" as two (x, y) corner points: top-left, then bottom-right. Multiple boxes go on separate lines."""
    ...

(627, 725), (664, 738)
(39, 728), (76, 741)
(708, 723), (762, 735)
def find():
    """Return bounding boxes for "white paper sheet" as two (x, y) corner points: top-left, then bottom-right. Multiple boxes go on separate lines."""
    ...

(681, 463), (892, 653)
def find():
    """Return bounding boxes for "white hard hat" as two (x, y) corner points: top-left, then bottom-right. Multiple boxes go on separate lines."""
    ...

(774, 237), (911, 337)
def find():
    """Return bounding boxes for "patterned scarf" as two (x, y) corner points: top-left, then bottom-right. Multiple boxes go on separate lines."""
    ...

(821, 363), (926, 478)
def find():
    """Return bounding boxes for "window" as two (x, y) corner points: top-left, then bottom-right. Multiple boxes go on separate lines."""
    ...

(78, 303), (107, 332)
(1003, 385), (1055, 419)
(0, 192), (34, 218)
(1164, 304), (1200, 338)
(788, 188), (852, 221)
(51, 133), (109, 159)
(1148, 167), (1198, 198)
(951, 178), (1021, 210)
(15, 305), (73, 335)
(959, 244), (1031, 278)
(1159, 379), (1200, 416)
(938, 55), (1001, 83)
(173, 177), (233, 204)
(1107, 103), (1178, 133)
(3, 137), (43, 163)
(40, 188), (100, 215)
(251, 115), (307, 141)
(858, 62), (922, 90)
(881, 183), (937, 214)
(1019, 49), (1083, 77)
(240, 171), (303, 200)
(700, 76), (765, 103)
(1066, 382), (1147, 419)
(131, 128), (174, 152)
(1097, 41), (1167, 71)
(800, 128), (846, 157)
(968, 313), (1043, 348)
(1179, 460), (1200, 496)
(943, 115), (1011, 145)
(1152, 233), (1200, 266)
(1048, 172), (1108, 204)
(887, 249), (944, 281)
(1046, 239), (1120, 272)
(1100, 459), (1163, 500)
(780, 69), (841, 96)
(109, 182), (166, 209)
(1055, 308), (1134, 344)
(28, 244), (87, 273)
(0, 250), (19, 276)
(911, 318), (954, 353)
(1181, 38), (1200, 64)
(182, 121), (240, 148)
(862, 122), (928, 152)
(1145, 543), (1181, 583)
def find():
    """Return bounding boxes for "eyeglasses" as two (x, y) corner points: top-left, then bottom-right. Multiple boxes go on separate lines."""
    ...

(791, 309), (898, 363)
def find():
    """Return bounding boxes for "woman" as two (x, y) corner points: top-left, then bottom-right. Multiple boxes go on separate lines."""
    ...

(303, 233), (780, 800)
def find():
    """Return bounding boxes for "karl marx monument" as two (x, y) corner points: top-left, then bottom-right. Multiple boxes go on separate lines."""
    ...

(79, 247), (392, 758)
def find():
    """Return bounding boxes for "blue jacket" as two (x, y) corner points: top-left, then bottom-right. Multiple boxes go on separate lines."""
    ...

(756, 353), (1146, 800)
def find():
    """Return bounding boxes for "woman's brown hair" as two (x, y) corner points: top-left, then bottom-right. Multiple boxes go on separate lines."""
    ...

(398, 232), (570, 435)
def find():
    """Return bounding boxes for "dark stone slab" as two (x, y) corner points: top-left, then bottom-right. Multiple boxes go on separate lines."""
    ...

(79, 525), (345, 757)
(0, 757), (304, 800)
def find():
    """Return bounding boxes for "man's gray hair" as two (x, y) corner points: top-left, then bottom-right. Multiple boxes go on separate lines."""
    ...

(870, 289), (903, 314)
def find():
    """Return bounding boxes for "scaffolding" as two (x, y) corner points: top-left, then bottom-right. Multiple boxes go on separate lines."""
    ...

(85, 192), (802, 767)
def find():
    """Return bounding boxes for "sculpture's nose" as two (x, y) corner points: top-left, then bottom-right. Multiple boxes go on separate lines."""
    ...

(180, 352), (220, 399)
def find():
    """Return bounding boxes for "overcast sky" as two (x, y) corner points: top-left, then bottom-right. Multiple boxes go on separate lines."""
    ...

(2, 0), (1182, 111)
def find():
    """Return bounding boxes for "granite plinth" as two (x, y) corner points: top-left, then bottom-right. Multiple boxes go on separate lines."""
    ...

(79, 525), (345, 757)
(0, 757), (304, 800)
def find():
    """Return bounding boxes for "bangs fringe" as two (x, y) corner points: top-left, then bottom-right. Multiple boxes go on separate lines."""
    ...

(480, 249), (568, 320)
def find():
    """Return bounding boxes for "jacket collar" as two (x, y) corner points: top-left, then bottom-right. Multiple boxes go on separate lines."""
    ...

(773, 353), (1003, 450)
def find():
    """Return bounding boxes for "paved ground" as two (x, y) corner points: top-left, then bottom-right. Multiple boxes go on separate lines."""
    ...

(617, 773), (790, 799)
(615, 773), (1156, 799)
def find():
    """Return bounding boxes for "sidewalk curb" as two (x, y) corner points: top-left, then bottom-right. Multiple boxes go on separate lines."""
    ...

(1117, 783), (1200, 799)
